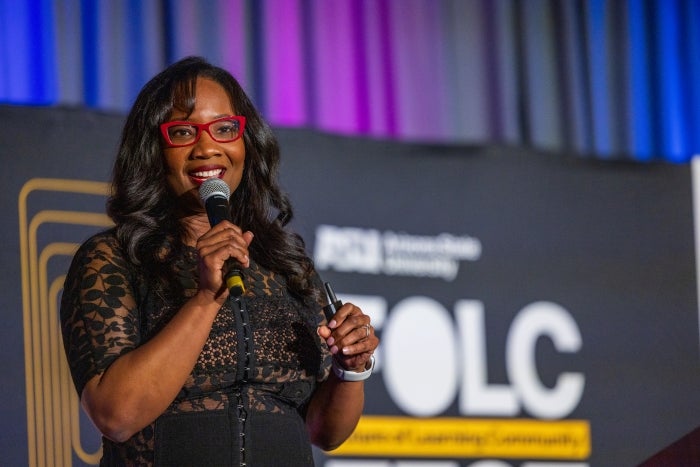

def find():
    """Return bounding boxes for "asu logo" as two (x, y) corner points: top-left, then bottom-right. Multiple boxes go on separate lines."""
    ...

(19, 178), (111, 467)
(314, 224), (482, 281)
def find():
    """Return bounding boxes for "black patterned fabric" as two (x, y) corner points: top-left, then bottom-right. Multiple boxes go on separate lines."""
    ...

(60, 229), (332, 466)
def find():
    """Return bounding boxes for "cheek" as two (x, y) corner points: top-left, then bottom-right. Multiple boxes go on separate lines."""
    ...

(232, 141), (246, 163)
(163, 149), (194, 182)
(229, 143), (246, 173)
(163, 149), (183, 172)
(163, 150), (189, 190)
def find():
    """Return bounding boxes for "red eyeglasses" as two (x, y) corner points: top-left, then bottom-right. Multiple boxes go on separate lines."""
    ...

(160, 116), (246, 147)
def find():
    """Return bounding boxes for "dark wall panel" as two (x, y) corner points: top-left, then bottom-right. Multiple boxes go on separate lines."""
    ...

(2, 106), (697, 466)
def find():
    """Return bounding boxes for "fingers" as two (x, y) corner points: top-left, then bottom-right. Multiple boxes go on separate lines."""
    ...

(198, 221), (252, 268)
(322, 303), (378, 371)
(333, 323), (375, 356)
(196, 221), (253, 297)
(326, 303), (369, 336)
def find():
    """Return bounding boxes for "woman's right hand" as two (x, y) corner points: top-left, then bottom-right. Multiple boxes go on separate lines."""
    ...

(195, 220), (254, 300)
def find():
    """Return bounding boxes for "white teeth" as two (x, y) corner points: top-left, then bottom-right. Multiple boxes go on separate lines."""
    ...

(192, 169), (222, 178)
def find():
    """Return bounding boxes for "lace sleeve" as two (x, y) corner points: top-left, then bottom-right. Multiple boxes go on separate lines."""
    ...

(60, 231), (140, 397)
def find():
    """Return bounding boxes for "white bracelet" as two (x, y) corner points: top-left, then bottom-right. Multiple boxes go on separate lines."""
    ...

(332, 355), (375, 382)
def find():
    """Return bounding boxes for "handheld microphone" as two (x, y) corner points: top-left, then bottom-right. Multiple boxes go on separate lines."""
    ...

(198, 178), (245, 297)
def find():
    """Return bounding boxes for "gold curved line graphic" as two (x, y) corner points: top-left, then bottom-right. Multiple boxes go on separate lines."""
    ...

(42, 244), (98, 465)
(38, 244), (72, 465)
(19, 178), (109, 467)
(49, 274), (72, 467)
(48, 274), (102, 465)
(25, 211), (110, 467)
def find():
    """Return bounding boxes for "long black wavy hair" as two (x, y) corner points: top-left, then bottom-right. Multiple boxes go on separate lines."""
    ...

(107, 56), (316, 301)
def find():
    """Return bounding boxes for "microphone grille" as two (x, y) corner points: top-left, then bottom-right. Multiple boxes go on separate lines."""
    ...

(198, 177), (231, 202)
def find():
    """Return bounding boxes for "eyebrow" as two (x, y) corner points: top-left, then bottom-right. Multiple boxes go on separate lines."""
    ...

(168, 114), (234, 122)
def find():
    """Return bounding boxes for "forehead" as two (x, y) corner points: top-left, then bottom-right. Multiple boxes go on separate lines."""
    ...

(171, 77), (235, 118)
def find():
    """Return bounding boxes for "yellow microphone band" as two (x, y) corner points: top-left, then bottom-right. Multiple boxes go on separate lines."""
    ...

(226, 274), (245, 296)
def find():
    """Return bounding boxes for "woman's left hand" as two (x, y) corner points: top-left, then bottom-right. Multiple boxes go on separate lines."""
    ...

(309, 302), (379, 449)
(317, 303), (378, 373)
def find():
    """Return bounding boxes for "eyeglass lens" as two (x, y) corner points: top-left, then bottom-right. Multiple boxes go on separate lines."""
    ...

(166, 118), (241, 145)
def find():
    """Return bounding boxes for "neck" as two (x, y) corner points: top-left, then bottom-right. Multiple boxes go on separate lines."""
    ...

(179, 214), (211, 246)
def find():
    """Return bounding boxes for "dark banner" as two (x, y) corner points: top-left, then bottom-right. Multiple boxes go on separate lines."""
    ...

(2, 106), (698, 466)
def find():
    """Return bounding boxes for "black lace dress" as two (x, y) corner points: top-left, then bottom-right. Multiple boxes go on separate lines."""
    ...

(60, 229), (332, 466)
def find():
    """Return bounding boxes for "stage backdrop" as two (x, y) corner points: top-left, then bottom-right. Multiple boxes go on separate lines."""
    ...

(1, 105), (698, 467)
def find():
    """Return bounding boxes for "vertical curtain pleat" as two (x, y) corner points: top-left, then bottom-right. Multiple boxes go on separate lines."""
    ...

(656, 0), (686, 162)
(585, 0), (613, 157)
(364, 0), (397, 138)
(627, 0), (654, 162)
(684, 0), (700, 157)
(0, 0), (56, 103)
(261, 0), (306, 126)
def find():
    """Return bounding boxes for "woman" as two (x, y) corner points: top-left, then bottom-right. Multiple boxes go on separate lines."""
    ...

(60, 56), (379, 466)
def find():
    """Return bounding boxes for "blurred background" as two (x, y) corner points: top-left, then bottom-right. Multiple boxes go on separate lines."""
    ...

(2, 1), (700, 467)
(2, 0), (699, 162)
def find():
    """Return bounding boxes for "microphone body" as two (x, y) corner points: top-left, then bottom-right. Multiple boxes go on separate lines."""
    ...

(198, 178), (245, 297)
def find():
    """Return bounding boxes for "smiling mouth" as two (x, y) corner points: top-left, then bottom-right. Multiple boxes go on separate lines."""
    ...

(190, 168), (225, 181)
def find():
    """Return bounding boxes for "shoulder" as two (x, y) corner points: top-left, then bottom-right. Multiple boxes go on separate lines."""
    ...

(79, 227), (120, 250)
(67, 228), (131, 276)
(74, 228), (123, 258)
(61, 228), (140, 321)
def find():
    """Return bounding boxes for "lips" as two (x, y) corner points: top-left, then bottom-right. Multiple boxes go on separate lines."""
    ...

(189, 167), (225, 183)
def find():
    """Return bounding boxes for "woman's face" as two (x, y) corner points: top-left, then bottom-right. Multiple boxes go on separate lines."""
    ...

(162, 77), (246, 202)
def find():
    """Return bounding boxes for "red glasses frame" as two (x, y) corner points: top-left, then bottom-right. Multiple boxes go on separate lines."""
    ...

(160, 116), (247, 147)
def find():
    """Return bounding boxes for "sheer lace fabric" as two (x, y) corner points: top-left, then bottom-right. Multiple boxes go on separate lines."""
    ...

(60, 230), (331, 465)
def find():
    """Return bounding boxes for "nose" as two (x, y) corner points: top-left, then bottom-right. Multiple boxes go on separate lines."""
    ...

(191, 128), (221, 158)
